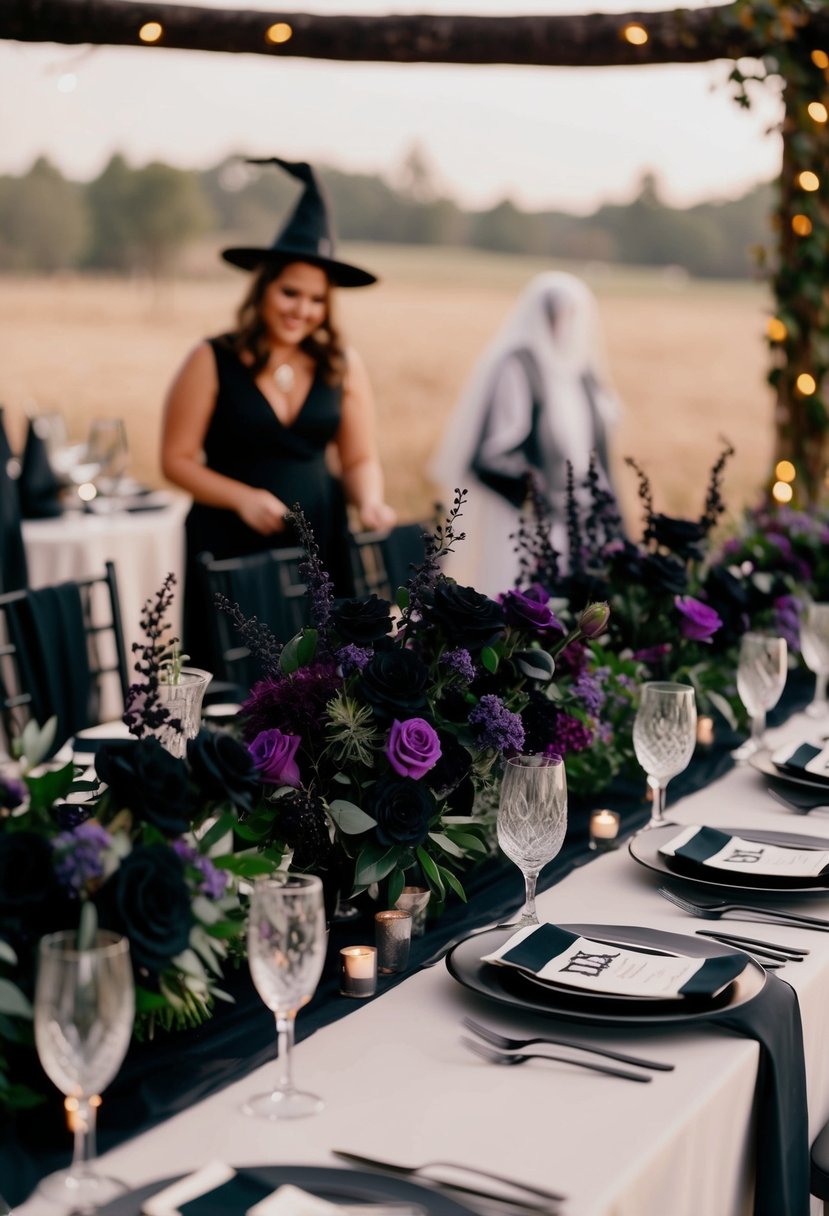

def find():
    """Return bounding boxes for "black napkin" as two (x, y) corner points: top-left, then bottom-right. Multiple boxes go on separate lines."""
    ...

(714, 974), (810, 1216)
(773, 741), (829, 787)
(0, 406), (28, 591)
(5, 583), (92, 753)
(177, 1171), (272, 1216)
(18, 417), (63, 519)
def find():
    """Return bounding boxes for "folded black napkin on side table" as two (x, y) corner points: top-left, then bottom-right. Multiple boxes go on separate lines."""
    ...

(713, 975), (809, 1216)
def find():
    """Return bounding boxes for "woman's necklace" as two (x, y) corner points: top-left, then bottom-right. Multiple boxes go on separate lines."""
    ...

(272, 361), (295, 394)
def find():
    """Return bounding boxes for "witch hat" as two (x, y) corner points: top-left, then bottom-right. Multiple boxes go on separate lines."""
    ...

(221, 157), (377, 287)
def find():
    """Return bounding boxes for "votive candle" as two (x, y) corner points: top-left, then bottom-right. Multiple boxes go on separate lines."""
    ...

(696, 716), (715, 747)
(375, 909), (412, 974)
(339, 946), (377, 998)
(589, 809), (620, 851)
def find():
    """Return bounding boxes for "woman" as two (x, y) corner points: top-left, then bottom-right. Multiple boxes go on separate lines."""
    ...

(161, 157), (395, 662)
(431, 271), (622, 596)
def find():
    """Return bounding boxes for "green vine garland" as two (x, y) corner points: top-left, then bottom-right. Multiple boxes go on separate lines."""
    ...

(729, 0), (829, 505)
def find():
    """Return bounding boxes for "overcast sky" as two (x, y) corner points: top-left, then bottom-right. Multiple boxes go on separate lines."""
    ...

(1, 0), (785, 213)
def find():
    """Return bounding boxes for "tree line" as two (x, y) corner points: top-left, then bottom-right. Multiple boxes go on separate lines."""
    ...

(0, 150), (773, 279)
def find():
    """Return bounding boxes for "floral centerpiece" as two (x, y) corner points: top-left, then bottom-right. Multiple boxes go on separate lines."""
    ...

(227, 494), (612, 909)
(0, 581), (283, 1114)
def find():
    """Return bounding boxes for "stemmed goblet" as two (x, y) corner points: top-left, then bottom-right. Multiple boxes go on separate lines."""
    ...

(733, 633), (788, 760)
(497, 753), (568, 928)
(34, 930), (135, 1207)
(87, 418), (129, 497)
(633, 681), (697, 828)
(800, 604), (829, 718)
(244, 873), (327, 1120)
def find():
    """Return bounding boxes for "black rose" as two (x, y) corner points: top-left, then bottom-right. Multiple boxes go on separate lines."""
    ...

(640, 553), (688, 597)
(703, 566), (750, 647)
(426, 731), (473, 799)
(520, 691), (560, 754)
(96, 844), (192, 976)
(360, 649), (429, 720)
(606, 540), (643, 583)
(95, 738), (195, 836)
(0, 831), (59, 920)
(187, 730), (260, 814)
(368, 775), (435, 847)
(330, 595), (393, 646)
(648, 514), (707, 560)
(425, 583), (506, 652)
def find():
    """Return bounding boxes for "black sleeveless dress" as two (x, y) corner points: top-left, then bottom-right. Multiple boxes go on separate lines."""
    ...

(183, 337), (354, 663)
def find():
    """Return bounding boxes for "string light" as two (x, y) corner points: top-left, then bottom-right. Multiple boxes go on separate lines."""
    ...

(767, 317), (788, 342)
(775, 460), (796, 483)
(797, 373), (817, 395)
(808, 102), (829, 124)
(792, 214), (813, 236)
(138, 21), (163, 43)
(266, 22), (293, 44)
(812, 51), (829, 70)
(772, 481), (794, 504)
(622, 23), (648, 45)
(798, 171), (820, 192)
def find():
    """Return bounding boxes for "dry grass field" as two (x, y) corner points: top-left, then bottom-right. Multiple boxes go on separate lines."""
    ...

(0, 244), (776, 535)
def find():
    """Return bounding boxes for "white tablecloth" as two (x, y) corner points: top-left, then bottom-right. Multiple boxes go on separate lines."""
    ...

(16, 708), (829, 1216)
(21, 494), (189, 715)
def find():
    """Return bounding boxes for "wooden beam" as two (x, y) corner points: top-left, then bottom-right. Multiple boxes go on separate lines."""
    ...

(4, 0), (821, 67)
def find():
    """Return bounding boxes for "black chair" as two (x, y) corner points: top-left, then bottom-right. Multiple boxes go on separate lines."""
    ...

(350, 523), (429, 601)
(0, 407), (28, 593)
(812, 1119), (829, 1213)
(197, 547), (310, 694)
(0, 560), (128, 755)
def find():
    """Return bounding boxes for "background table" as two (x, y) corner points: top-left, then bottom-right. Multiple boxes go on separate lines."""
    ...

(13, 706), (829, 1216)
(21, 493), (189, 714)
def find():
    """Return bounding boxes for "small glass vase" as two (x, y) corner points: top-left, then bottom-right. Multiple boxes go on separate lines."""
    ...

(153, 667), (212, 758)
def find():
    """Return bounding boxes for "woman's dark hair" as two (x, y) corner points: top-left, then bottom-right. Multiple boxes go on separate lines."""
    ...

(225, 260), (346, 385)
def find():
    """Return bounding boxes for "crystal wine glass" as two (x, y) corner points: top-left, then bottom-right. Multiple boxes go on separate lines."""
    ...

(633, 681), (697, 828)
(800, 603), (829, 718)
(497, 754), (568, 927)
(733, 633), (788, 760)
(244, 873), (327, 1120)
(34, 930), (135, 1207)
(87, 418), (129, 496)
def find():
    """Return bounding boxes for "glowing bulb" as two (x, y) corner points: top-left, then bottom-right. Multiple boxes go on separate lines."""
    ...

(797, 373), (817, 395)
(812, 51), (829, 70)
(139, 21), (163, 42)
(798, 171), (820, 192)
(772, 481), (794, 504)
(57, 73), (77, 93)
(78, 482), (97, 502)
(808, 102), (829, 123)
(775, 460), (796, 483)
(767, 317), (788, 342)
(622, 23), (648, 45)
(266, 22), (293, 44)
(792, 214), (814, 236)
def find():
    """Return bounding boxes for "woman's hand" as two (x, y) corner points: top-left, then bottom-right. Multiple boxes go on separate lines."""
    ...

(359, 500), (397, 532)
(237, 488), (289, 536)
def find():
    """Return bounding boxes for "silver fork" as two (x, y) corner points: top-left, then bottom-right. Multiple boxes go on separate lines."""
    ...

(768, 787), (829, 815)
(656, 885), (829, 929)
(461, 1016), (674, 1071)
(460, 1035), (652, 1082)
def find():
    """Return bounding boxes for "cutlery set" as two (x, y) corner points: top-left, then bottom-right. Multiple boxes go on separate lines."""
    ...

(656, 885), (829, 930)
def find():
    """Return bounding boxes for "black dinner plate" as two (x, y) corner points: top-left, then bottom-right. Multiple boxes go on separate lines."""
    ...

(96, 1165), (476, 1215)
(445, 924), (766, 1025)
(751, 748), (829, 793)
(628, 823), (829, 894)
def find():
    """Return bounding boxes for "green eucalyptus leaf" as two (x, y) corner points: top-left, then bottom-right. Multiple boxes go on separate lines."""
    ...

(297, 628), (319, 665)
(327, 799), (377, 835)
(415, 847), (445, 900)
(480, 646), (499, 674)
(0, 979), (33, 1019)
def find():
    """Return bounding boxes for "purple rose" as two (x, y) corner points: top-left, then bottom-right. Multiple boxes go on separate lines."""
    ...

(501, 586), (564, 634)
(386, 718), (442, 780)
(249, 728), (301, 787)
(675, 596), (723, 643)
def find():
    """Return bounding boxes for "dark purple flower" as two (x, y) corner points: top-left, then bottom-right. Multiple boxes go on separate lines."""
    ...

(547, 711), (593, 754)
(52, 822), (113, 896)
(330, 594), (393, 646)
(0, 775), (25, 811)
(631, 642), (673, 665)
(240, 662), (341, 741)
(249, 728), (301, 787)
(675, 596), (723, 643)
(469, 695), (525, 754)
(440, 648), (476, 683)
(501, 586), (564, 635)
(385, 718), (442, 780)
(337, 644), (372, 675)
(172, 839), (229, 900)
